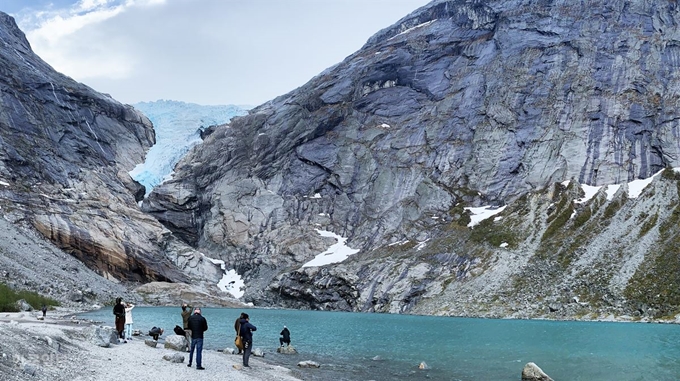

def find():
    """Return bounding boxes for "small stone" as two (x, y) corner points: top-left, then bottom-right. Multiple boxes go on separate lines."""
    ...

(297, 360), (320, 368)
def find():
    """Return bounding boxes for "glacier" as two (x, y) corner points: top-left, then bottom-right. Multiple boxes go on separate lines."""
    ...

(129, 100), (248, 195)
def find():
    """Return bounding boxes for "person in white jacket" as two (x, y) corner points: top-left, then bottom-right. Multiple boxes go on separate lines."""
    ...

(124, 303), (135, 342)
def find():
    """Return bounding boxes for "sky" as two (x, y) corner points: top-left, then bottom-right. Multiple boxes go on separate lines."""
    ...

(3, 0), (432, 107)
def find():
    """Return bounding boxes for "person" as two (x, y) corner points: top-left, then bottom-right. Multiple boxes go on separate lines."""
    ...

(234, 312), (246, 354)
(112, 297), (126, 342)
(187, 307), (208, 370)
(280, 325), (291, 347)
(149, 327), (164, 341)
(124, 303), (135, 342)
(239, 313), (257, 367)
(41, 305), (47, 318)
(181, 303), (193, 351)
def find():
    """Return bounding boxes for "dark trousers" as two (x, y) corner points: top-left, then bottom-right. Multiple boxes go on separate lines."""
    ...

(189, 338), (204, 367)
(115, 316), (125, 338)
(243, 340), (252, 366)
(279, 338), (290, 346)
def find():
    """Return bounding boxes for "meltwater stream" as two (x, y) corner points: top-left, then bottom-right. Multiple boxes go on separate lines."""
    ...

(78, 307), (680, 381)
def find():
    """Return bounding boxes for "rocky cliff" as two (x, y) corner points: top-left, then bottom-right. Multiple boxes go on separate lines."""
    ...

(143, 0), (680, 319)
(0, 12), (237, 301)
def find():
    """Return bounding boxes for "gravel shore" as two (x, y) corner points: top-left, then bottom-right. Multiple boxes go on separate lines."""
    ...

(0, 309), (301, 381)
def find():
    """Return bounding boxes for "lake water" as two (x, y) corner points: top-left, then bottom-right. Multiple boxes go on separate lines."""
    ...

(78, 307), (680, 380)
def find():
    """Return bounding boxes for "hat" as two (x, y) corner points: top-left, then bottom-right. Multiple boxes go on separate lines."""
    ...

(283, 325), (287, 328)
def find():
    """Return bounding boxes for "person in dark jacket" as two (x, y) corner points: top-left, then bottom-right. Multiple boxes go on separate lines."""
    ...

(187, 307), (208, 370)
(239, 313), (257, 367)
(112, 297), (126, 342)
(148, 327), (164, 340)
(279, 325), (291, 347)
(234, 312), (246, 354)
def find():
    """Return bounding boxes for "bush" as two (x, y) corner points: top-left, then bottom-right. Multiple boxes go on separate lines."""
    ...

(0, 283), (60, 312)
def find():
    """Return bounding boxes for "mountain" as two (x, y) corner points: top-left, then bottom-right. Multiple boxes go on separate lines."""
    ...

(130, 100), (248, 195)
(0, 12), (242, 306)
(143, 0), (680, 319)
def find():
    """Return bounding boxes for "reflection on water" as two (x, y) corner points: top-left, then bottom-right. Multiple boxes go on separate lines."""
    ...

(78, 307), (680, 381)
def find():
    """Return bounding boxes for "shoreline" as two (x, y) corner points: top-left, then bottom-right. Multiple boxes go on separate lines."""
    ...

(0, 307), (302, 381)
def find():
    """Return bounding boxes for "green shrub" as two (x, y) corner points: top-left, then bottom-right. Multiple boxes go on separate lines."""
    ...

(0, 283), (60, 312)
(638, 213), (658, 238)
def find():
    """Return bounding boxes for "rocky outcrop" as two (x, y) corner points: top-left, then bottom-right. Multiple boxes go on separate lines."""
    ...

(133, 281), (246, 308)
(522, 362), (553, 381)
(0, 12), (234, 294)
(141, 0), (680, 318)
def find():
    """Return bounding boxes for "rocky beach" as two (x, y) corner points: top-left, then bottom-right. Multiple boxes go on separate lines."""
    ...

(0, 308), (301, 381)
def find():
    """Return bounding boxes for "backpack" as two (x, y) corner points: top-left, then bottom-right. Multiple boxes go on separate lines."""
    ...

(174, 325), (186, 336)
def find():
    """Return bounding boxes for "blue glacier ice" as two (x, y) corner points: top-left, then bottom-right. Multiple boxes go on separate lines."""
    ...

(130, 100), (248, 196)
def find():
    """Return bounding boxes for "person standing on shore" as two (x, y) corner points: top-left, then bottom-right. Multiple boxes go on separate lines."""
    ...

(187, 307), (208, 370)
(112, 297), (125, 342)
(181, 303), (193, 351)
(124, 303), (135, 342)
(41, 305), (47, 319)
(239, 313), (257, 367)
(234, 312), (246, 354)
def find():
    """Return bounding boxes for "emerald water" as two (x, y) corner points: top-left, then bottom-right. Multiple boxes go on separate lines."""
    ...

(78, 307), (680, 380)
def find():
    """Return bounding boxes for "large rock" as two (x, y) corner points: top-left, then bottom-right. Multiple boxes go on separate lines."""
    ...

(87, 326), (118, 348)
(297, 361), (320, 368)
(14, 300), (32, 312)
(163, 335), (187, 351)
(144, 339), (158, 348)
(277, 345), (297, 354)
(162, 353), (184, 363)
(522, 362), (553, 381)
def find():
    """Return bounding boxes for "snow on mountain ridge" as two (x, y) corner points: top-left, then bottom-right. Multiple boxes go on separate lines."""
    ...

(130, 100), (248, 195)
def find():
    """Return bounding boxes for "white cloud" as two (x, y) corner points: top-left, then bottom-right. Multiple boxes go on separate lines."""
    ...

(9, 0), (432, 106)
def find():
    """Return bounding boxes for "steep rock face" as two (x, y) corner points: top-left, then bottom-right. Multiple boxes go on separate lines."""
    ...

(0, 12), (189, 283)
(144, 0), (680, 316)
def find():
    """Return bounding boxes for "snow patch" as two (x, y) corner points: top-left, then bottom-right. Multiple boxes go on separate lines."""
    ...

(576, 184), (601, 204)
(388, 240), (410, 247)
(205, 256), (244, 298)
(393, 20), (437, 38)
(627, 170), (662, 198)
(605, 184), (622, 200)
(465, 206), (507, 227)
(302, 230), (359, 268)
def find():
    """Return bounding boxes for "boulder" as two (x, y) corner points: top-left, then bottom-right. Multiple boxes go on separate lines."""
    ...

(69, 290), (84, 302)
(163, 335), (186, 351)
(88, 326), (118, 348)
(222, 347), (235, 355)
(252, 348), (265, 357)
(522, 362), (553, 381)
(297, 360), (320, 368)
(144, 340), (158, 348)
(418, 361), (428, 370)
(162, 353), (184, 363)
(277, 345), (298, 354)
(15, 299), (33, 312)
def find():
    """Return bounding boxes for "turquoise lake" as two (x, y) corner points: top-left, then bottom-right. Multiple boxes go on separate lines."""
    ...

(78, 307), (680, 380)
